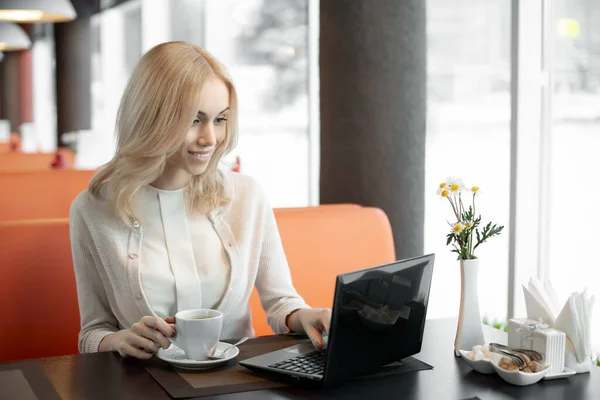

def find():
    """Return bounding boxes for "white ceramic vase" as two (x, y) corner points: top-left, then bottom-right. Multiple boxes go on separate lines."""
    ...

(454, 258), (486, 356)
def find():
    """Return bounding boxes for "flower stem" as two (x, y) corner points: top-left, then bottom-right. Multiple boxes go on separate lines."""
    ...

(469, 193), (476, 257)
(447, 196), (460, 221)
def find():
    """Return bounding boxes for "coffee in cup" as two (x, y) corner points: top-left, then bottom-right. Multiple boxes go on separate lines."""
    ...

(170, 309), (223, 360)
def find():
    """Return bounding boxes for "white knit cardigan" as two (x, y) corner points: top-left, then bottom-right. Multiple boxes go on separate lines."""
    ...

(69, 170), (309, 353)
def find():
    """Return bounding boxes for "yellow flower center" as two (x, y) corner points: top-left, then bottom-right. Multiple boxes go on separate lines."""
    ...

(453, 225), (463, 233)
(451, 183), (460, 192)
(471, 186), (479, 192)
(465, 222), (472, 228)
(439, 182), (447, 189)
(441, 189), (449, 197)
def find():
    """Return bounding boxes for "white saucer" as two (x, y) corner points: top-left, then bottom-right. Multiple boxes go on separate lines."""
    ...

(157, 342), (240, 371)
(543, 367), (576, 380)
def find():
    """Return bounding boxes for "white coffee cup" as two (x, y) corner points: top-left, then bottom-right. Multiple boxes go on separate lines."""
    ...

(170, 309), (223, 360)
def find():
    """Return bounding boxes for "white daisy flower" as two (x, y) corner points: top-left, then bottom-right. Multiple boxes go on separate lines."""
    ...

(446, 176), (465, 196)
(436, 180), (450, 195)
(468, 185), (481, 196)
(452, 222), (464, 233)
(438, 187), (450, 198)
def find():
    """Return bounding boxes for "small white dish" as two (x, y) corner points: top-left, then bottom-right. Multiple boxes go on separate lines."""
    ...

(543, 367), (576, 380)
(491, 360), (550, 386)
(157, 342), (239, 371)
(458, 349), (498, 374)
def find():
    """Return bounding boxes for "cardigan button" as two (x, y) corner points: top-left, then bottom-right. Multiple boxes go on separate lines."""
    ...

(129, 253), (138, 259)
(135, 294), (142, 300)
(132, 220), (140, 228)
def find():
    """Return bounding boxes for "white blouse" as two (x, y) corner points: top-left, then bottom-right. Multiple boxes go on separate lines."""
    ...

(138, 185), (230, 317)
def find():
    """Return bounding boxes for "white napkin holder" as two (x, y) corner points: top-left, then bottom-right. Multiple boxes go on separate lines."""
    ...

(508, 318), (566, 375)
(521, 279), (595, 374)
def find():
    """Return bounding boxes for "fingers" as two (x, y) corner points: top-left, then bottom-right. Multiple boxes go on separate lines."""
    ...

(163, 316), (176, 337)
(302, 308), (332, 351)
(142, 316), (175, 338)
(319, 309), (332, 336)
(113, 320), (174, 360)
(128, 333), (160, 354)
(304, 325), (324, 350)
(119, 342), (154, 360)
(132, 318), (173, 350)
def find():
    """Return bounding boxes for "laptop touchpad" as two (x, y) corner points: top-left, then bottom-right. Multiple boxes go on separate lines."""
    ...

(284, 342), (315, 355)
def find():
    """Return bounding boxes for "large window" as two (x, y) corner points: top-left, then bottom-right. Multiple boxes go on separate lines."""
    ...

(425, 0), (511, 324)
(547, 0), (600, 353)
(199, 0), (312, 207)
(425, 0), (598, 356)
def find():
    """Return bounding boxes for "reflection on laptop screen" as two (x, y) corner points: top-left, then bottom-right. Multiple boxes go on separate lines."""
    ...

(323, 254), (434, 385)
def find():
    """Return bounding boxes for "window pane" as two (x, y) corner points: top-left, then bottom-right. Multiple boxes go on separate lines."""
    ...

(425, 0), (511, 326)
(549, 0), (600, 354)
(87, 1), (142, 169)
(191, 0), (311, 207)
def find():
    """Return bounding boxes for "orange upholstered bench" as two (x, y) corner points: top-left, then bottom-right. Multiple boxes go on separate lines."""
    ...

(0, 219), (80, 362)
(0, 204), (395, 362)
(0, 170), (96, 221)
(0, 150), (75, 173)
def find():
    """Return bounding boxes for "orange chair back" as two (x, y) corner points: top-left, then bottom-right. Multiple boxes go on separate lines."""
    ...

(249, 205), (396, 336)
(0, 219), (80, 362)
(0, 170), (95, 221)
(0, 151), (75, 172)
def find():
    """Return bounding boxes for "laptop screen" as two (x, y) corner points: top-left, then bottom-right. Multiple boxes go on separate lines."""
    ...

(323, 254), (435, 385)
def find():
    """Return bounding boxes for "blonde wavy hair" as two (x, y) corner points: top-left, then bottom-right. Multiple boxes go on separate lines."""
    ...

(89, 41), (238, 225)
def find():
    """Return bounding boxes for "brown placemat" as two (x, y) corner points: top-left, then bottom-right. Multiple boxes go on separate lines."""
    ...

(0, 362), (61, 400)
(144, 335), (302, 398)
(145, 335), (434, 398)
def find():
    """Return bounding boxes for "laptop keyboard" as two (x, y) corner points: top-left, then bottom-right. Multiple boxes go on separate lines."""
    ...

(268, 351), (326, 376)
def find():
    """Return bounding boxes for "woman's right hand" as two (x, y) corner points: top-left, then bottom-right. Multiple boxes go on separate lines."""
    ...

(100, 316), (175, 359)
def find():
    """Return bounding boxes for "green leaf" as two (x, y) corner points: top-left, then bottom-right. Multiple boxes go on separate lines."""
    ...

(473, 222), (505, 251)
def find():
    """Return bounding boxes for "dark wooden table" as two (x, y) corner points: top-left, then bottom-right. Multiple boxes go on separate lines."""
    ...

(11, 318), (600, 399)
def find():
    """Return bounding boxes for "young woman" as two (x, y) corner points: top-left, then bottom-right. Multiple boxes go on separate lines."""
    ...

(70, 41), (331, 360)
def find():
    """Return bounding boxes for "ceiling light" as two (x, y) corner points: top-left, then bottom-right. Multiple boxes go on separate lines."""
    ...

(0, 22), (31, 51)
(0, 0), (76, 23)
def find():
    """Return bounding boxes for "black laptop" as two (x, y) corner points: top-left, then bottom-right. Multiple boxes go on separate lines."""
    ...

(239, 253), (435, 386)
